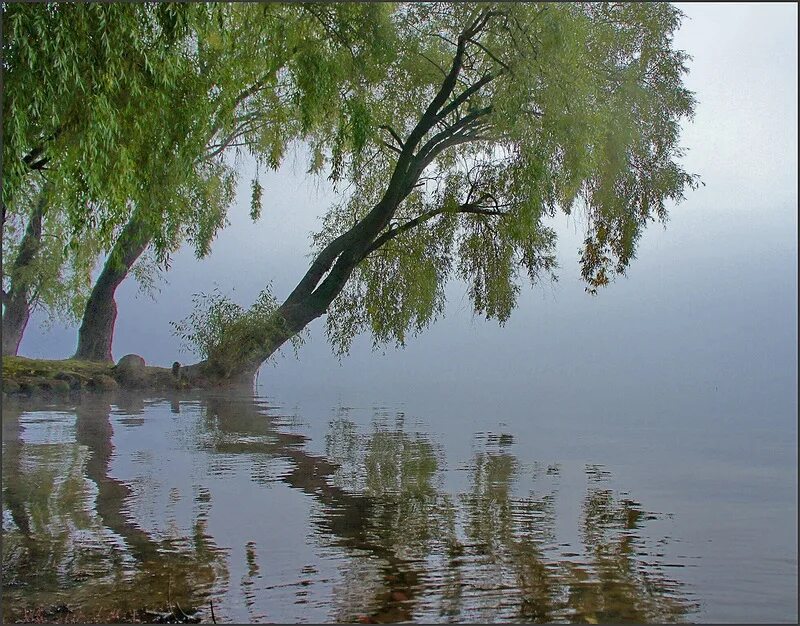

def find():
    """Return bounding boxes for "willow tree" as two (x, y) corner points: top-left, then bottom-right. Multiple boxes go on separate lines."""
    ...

(1, 180), (101, 355)
(73, 2), (394, 361)
(178, 2), (696, 384)
(1, 2), (393, 359)
(1, 3), (204, 354)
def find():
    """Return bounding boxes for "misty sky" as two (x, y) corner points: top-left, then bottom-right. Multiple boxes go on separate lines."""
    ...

(19, 3), (798, 419)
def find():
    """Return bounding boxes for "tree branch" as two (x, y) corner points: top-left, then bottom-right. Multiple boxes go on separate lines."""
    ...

(402, 26), (471, 154)
(417, 51), (448, 78)
(302, 4), (356, 63)
(276, 10), (504, 321)
(27, 158), (50, 171)
(282, 225), (361, 307)
(22, 146), (45, 167)
(437, 72), (500, 122)
(379, 124), (405, 149)
(208, 73), (275, 138)
(413, 105), (493, 176)
(361, 200), (507, 260)
(381, 140), (402, 155)
(466, 37), (511, 74)
(205, 115), (263, 160)
(20, 124), (68, 171)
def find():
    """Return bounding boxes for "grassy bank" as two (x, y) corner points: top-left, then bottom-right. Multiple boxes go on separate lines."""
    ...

(1, 356), (184, 399)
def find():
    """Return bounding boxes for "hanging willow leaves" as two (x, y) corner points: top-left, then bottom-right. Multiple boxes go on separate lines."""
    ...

(2, 2), (396, 357)
(186, 2), (697, 380)
(309, 3), (698, 354)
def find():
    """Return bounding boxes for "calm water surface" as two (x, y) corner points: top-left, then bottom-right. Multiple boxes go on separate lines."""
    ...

(2, 388), (796, 623)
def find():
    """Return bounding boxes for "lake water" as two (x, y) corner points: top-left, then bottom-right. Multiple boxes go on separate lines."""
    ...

(5, 5), (797, 621)
(2, 385), (796, 623)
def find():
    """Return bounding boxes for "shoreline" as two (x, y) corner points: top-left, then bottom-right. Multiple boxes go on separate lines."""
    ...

(1, 355), (207, 400)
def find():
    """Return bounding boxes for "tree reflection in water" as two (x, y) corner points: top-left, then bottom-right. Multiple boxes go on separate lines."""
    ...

(2, 394), (697, 623)
(319, 409), (697, 624)
(1, 395), (228, 622)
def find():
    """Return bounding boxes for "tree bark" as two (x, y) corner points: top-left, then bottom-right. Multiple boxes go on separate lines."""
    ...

(2, 193), (47, 356)
(74, 209), (152, 362)
(2, 290), (32, 356)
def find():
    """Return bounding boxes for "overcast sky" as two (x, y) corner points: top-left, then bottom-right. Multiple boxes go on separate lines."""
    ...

(20, 3), (797, 416)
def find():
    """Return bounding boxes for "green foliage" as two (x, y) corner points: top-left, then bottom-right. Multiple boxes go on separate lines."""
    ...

(3, 2), (696, 370)
(2, 3), (217, 325)
(2, 2), (395, 331)
(170, 288), (244, 360)
(2, 2), (204, 233)
(316, 2), (697, 354)
(128, 249), (163, 300)
(2, 179), (100, 325)
(249, 177), (264, 222)
(170, 286), (305, 373)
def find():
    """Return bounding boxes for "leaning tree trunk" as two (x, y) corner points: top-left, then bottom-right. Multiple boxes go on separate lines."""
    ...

(183, 17), (499, 387)
(74, 210), (152, 362)
(183, 184), (414, 385)
(2, 193), (47, 356)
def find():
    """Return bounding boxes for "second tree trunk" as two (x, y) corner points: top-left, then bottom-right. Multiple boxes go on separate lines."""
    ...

(74, 211), (151, 362)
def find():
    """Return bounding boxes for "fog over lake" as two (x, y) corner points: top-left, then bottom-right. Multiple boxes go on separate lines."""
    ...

(7, 4), (797, 623)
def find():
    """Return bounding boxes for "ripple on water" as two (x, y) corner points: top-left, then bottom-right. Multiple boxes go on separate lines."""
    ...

(2, 393), (794, 623)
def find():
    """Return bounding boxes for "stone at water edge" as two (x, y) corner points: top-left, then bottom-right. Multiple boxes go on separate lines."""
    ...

(115, 354), (148, 388)
(116, 354), (146, 371)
